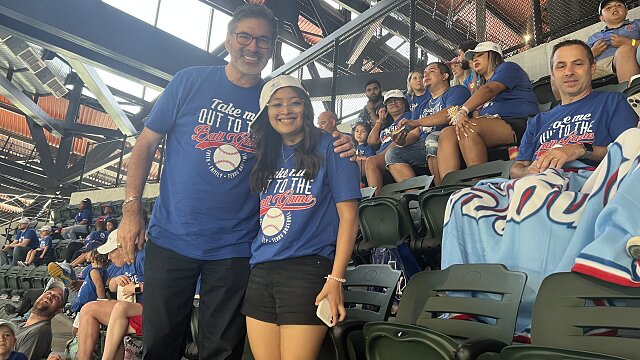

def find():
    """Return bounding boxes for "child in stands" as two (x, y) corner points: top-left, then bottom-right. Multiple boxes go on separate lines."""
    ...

(243, 75), (360, 359)
(70, 250), (108, 335)
(19, 225), (52, 266)
(353, 122), (374, 182)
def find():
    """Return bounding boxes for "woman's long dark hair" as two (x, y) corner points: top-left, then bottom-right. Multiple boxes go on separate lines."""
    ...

(250, 87), (323, 193)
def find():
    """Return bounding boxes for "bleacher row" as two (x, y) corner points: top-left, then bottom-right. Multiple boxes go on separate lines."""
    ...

(51, 197), (156, 229)
(0, 265), (51, 324)
(306, 262), (640, 360)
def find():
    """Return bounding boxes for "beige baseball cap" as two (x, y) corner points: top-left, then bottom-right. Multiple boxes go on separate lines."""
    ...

(383, 89), (405, 104)
(251, 75), (308, 130)
(464, 41), (503, 60)
(39, 225), (52, 232)
(0, 320), (16, 335)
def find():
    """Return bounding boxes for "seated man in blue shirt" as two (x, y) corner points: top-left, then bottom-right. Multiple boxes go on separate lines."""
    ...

(587, 0), (640, 82)
(1, 218), (39, 266)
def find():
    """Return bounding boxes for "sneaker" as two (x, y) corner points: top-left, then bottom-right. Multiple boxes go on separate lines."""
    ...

(48, 262), (72, 286)
(17, 261), (26, 267)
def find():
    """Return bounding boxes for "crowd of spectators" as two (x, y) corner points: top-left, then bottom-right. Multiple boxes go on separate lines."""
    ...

(3, 0), (639, 358)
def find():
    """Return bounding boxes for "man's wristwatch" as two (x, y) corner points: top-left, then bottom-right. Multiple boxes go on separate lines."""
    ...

(134, 284), (141, 293)
(580, 143), (593, 160)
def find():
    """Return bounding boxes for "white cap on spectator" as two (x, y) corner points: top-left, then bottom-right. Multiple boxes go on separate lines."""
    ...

(0, 319), (17, 335)
(39, 225), (52, 232)
(464, 41), (503, 60)
(97, 229), (120, 254)
(251, 75), (308, 131)
(18, 218), (30, 224)
(383, 89), (405, 104)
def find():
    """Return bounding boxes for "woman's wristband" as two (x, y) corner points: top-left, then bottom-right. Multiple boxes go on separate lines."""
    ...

(460, 105), (470, 114)
(633, 39), (637, 47)
(325, 274), (346, 283)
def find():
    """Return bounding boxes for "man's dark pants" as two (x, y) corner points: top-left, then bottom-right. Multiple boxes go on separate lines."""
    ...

(142, 240), (250, 360)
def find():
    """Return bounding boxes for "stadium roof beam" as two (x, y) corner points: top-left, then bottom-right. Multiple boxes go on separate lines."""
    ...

(0, 75), (64, 136)
(303, 69), (407, 98)
(54, 76), (82, 180)
(25, 118), (56, 177)
(268, 0), (406, 79)
(67, 57), (138, 141)
(0, 0), (226, 89)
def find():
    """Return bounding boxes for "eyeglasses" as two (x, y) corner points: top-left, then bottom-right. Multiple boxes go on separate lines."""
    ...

(234, 32), (273, 49)
(267, 99), (304, 111)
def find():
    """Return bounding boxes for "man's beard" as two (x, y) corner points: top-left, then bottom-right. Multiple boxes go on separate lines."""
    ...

(32, 301), (57, 318)
(368, 94), (382, 103)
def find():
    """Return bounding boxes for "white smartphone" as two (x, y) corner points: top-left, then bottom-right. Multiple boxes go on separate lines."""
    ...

(316, 298), (334, 327)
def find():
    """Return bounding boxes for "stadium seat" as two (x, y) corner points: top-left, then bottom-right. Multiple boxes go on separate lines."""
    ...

(440, 160), (514, 186)
(1, 266), (20, 298)
(25, 265), (49, 289)
(13, 265), (36, 298)
(320, 264), (402, 360)
(55, 239), (72, 262)
(498, 272), (640, 360)
(363, 264), (527, 360)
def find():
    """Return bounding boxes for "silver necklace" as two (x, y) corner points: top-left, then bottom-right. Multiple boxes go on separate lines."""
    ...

(282, 144), (295, 164)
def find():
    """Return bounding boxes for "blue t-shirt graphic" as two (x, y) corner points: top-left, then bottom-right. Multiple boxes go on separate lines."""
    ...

(406, 92), (429, 112)
(378, 111), (413, 154)
(411, 85), (471, 132)
(110, 250), (145, 303)
(84, 230), (108, 245)
(145, 66), (263, 260)
(251, 132), (361, 266)
(17, 229), (38, 249)
(74, 209), (92, 226)
(38, 236), (51, 250)
(478, 62), (539, 119)
(517, 91), (638, 163)
(587, 19), (640, 61)
(356, 143), (375, 157)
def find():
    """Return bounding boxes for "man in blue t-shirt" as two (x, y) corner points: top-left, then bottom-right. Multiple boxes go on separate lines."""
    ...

(1, 218), (39, 266)
(587, 0), (640, 83)
(115, 4), (353, 359)
(511, 39), (638, 178)
(391, 62), (471, 185)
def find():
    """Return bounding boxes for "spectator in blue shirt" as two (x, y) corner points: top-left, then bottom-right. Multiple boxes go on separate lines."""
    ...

(396, 62), (471, 185)
(66, 220), (109, 264)
(243, 75), (360, 360)
(439, 41), (539, 183)
(587, 0), (640, 83)
(1, 218), (39, 266)
(405, 70), (428, 111)
(20, 225), (53, 266)
(366, 89), (413, 195)
(61, 198), (93, 240)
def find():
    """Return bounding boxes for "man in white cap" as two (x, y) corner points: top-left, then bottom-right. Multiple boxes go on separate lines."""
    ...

(0, 319), (27, 360)
(14, 279), (67, 360)
(0, 219), (39, 266)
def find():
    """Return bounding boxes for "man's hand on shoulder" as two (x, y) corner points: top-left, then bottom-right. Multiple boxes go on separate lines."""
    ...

(332, 131), (356, 160)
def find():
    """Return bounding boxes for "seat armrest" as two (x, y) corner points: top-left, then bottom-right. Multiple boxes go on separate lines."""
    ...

(330, 320), (367, 359)
(456, 338), (508, 360)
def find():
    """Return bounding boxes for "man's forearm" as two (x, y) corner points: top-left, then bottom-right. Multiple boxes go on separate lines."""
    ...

(413, 109), (451, 128)
(125, 129), (164, 201)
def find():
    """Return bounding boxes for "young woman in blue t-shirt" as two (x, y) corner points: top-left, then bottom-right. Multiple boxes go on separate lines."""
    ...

(438, 41), (539, 183)
(244, 75), (360, 359)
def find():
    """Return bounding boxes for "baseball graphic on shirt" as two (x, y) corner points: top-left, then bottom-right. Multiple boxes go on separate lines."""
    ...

(213, 144), (241, 171)
(262, 207), (285, 236)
